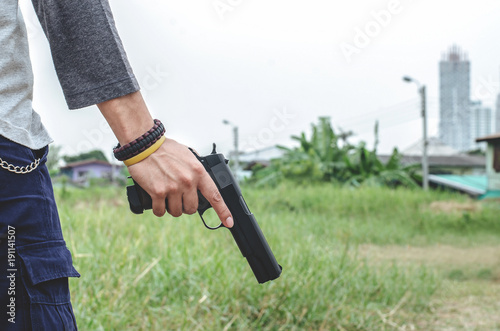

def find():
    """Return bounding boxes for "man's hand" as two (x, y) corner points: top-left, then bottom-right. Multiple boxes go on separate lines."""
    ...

(127, 138), (234, 227)
(97, 91), (233, 227)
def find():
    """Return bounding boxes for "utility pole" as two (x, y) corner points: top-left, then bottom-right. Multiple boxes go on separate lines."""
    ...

(233, 125), (239, 180)
(403, 76), (429, 190)
(223, 119), (240, 184)
(420, 85), (429, 190)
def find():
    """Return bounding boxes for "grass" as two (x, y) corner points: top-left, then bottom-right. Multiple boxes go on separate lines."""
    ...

(55, 182), (500, 330)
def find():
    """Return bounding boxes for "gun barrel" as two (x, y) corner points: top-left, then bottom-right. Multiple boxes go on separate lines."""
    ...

(222, 184), (282, 283)
(200, 152), (281, 283)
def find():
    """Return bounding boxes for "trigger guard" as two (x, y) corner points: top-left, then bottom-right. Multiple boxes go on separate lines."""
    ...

(199, 214), (223, 230)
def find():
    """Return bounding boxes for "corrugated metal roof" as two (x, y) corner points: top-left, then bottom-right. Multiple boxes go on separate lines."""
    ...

(429, 175), (487, 196)
(239, 146), (284, 162)
(61, 158), (114, 169)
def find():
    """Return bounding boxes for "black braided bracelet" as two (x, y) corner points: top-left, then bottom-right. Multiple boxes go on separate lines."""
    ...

(114, 120), (161, 155)
(114, 119), (162, 154)
(113, 121), (165, 161)
(114, 122), (165, 161)
(113, 119), (166, 161)
(114, 122), (165, 160)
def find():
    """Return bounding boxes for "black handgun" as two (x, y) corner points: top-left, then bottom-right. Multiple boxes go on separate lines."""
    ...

(126, 144), (282, 284)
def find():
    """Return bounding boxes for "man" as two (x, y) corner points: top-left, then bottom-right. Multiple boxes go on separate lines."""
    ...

(0, 1), (233, 329)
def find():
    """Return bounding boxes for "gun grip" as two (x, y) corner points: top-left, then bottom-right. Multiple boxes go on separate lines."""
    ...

(127, 180), (216, 227)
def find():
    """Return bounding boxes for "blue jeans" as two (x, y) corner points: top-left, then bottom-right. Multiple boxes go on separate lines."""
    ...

(0, 135), (80, 330)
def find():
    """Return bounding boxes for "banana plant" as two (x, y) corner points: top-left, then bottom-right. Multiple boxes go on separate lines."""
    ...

(250, 117), (418, 188)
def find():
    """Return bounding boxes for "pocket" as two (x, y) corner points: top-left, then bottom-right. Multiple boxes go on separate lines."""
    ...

(0, 137), (47, 175)
(17, 241), (80, 330)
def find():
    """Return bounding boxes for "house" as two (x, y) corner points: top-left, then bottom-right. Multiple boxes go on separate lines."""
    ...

(378, 137), (486, 175)
(239, 146), (284, 170)
(421, 134), (500, 199)
(375, 137), (488, 197)
(60, 159), (123, 184)
(475, 133), (500, 198)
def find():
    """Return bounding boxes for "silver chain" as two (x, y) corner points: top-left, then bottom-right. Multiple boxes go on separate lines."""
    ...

(0, 156), (40, 174)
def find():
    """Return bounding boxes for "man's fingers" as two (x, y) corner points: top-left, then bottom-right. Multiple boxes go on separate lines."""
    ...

(167, 194), (183, 217)
(182, 190), (198, 215)
(198, 174), (233, 228)
(151, 197), (166, 217)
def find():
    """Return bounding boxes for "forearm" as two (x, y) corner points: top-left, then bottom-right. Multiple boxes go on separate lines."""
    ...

(97, 91), (154, 145)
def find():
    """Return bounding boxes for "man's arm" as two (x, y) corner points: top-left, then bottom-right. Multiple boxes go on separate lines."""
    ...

(30, 0), (233, 226)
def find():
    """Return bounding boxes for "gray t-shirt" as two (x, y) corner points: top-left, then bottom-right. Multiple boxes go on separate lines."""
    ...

(0, 0), (140, 150)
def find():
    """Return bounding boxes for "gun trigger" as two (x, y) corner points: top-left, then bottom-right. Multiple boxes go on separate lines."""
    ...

(211, 143), (217, 154)
(199, 214), (223, 230)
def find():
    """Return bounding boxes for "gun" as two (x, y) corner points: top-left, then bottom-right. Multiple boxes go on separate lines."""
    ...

(126, 144), (282, 284)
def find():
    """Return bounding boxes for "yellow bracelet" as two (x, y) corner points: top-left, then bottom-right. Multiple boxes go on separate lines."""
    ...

(123, 136), (166, 166)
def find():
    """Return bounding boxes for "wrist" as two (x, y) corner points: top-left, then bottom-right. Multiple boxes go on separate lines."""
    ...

(113, 119), (166, 161)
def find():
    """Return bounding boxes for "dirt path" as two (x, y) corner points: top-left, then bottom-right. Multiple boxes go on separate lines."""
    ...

(359, 244), (500, 270)
(359, 244), (500, 330)
(420, 280), (500, 331)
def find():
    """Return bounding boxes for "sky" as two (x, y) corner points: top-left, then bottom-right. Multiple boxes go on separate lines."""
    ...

(19, 0), (500, 160)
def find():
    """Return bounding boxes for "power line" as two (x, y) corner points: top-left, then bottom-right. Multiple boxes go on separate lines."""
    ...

(334, 98), (420, 126)
(334, 102), (421, 130)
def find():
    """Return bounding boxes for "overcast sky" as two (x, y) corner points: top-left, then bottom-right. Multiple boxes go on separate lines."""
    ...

(19, 0), (500, 159)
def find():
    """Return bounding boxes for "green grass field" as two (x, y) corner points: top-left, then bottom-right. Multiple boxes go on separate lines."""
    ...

(56, 183), (500, 330)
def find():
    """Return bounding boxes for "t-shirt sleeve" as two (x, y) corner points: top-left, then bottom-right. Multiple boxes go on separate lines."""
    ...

(31, 0), (140, 109)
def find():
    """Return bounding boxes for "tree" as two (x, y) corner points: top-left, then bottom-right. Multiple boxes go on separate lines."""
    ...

(342, 144), (418, 188)
(63, 149), (108, 163)
(341, 122), (418, 188)
(46, 145), (62, 172)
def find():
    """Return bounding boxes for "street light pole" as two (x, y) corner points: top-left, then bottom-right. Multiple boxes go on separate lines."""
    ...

(403, 76), (429, 190)
(223, 119), (239, 184)
(420, 85), (429, 191)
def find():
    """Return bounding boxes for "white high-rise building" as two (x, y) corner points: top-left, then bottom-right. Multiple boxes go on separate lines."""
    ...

(439, 45), (472, 151)
(470, 100), (493, 150)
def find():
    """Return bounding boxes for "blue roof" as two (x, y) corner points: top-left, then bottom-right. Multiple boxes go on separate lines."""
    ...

(429, 175), (487, 197)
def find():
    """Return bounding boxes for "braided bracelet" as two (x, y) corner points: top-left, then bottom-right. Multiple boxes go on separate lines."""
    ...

(114, 122), (165, 160)
(113, 119), (165, 161)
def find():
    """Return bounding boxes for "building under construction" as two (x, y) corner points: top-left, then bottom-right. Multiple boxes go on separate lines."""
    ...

(439, 45), (472, 151)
